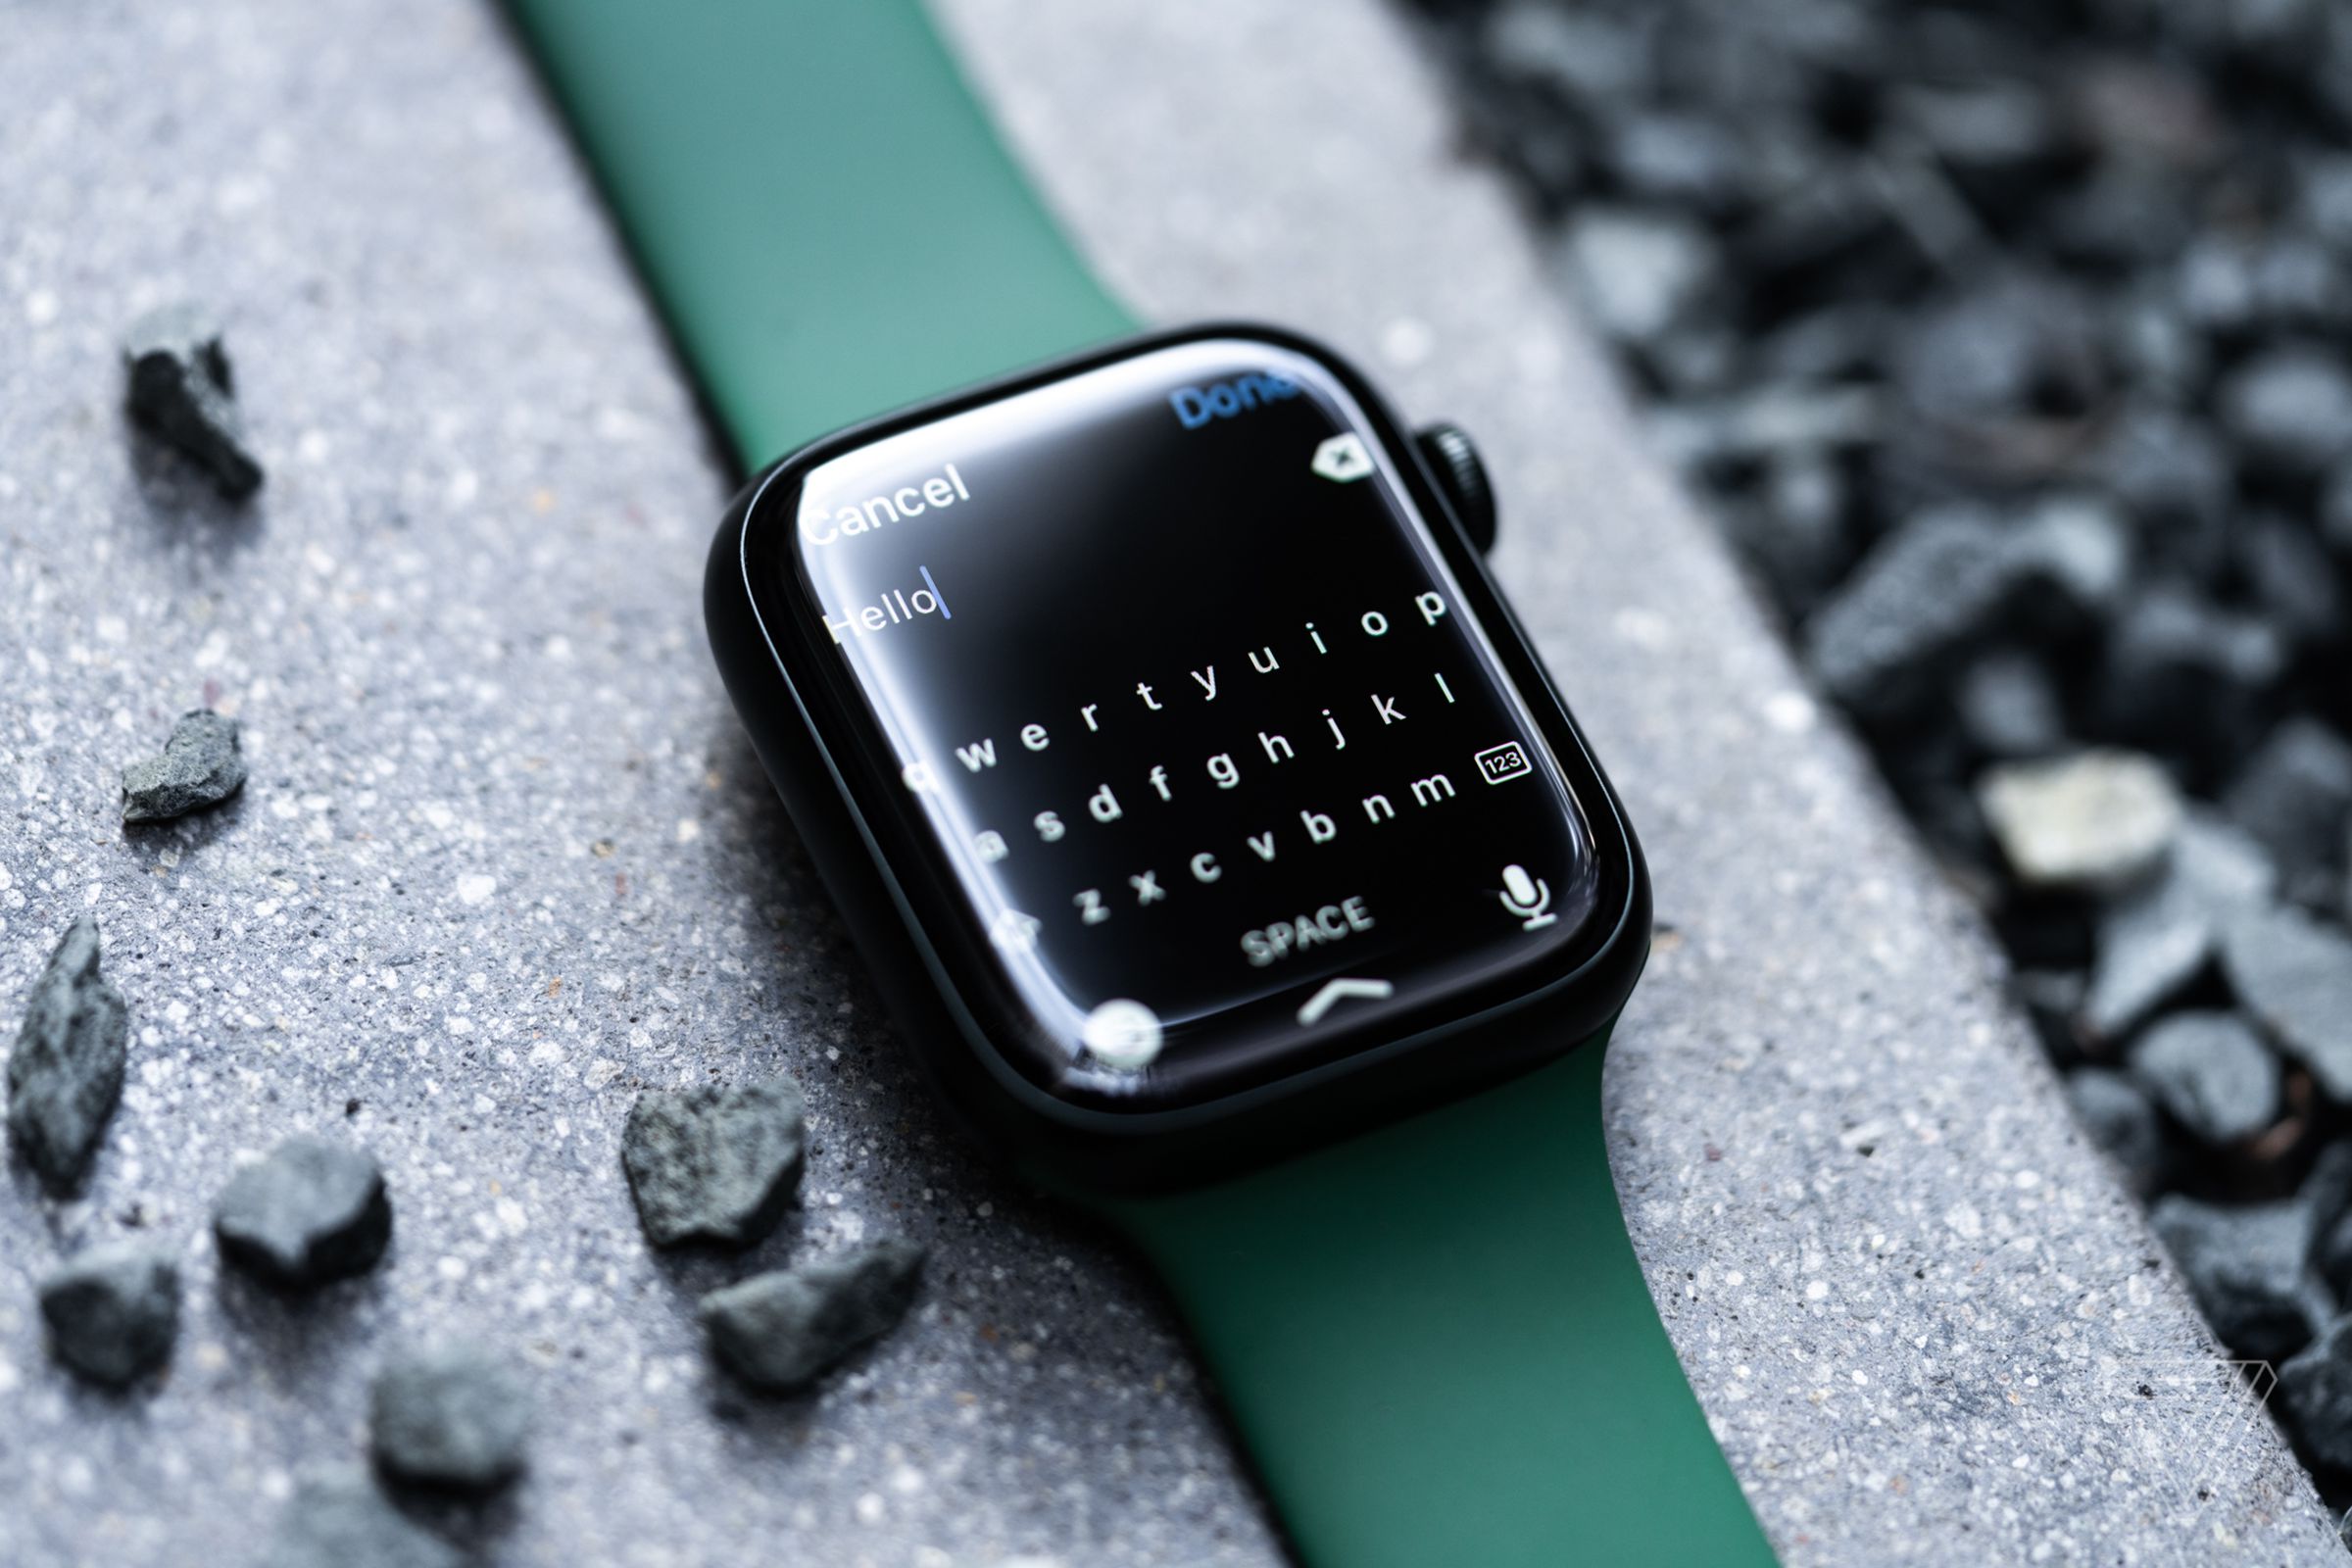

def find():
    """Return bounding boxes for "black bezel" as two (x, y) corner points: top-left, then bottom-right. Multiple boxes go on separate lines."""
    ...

(705, 323), (1649, 1194)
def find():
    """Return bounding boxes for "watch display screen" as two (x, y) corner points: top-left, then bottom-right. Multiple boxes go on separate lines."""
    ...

(749, 335), (1615, 1112)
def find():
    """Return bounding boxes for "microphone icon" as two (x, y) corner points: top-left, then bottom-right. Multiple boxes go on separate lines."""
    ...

(1498, 863), (1555, 930)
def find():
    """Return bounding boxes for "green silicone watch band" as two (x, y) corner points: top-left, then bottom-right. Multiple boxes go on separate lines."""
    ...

(507, 5), (1770, 1560)
(503, 0), (1134, 468)
(1108, 1029), (1774, 1568)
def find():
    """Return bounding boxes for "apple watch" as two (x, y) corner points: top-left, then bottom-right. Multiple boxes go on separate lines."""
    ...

(506, 3), (1775, 1563)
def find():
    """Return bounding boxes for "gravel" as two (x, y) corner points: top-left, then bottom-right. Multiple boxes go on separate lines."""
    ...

(699, 1239), (927, 1394)
(2065, 1067), (2167, 1195)
(2284, 1318), (2352, 1476)
(2222, 717), (2352, 907)
(2149, 1195), (2330, 1363)
(619, 1076), (807, 1249)
(2127, 1011), (2279, 1147)
(369, 1338), (531, 1493)
(5, 913), (129, 1195)
(2217, 348), (2352, 478)
(1800, 508), (2032, 718)
(119, 709), (247, 824)
(37, 1244), (179, 1389)
(1977, 751), (2182, 895)
(2222, 904), (2352, 1101)
(258, 1471), (461, 1568)
(1407, 0), (2352, 1496)
(2082, 815), (2276, 1041)
(213, 1136), (394, 1289)
(120, 302), (264, 500)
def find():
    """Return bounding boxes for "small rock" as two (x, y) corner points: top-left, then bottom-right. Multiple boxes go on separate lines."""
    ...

(1557, 205), (1717, 349)
(2105, 291), (2207, 401)
(2223, 718), (2352, 902)
(1479, 2), (1651, 107)
(38, 1244), (178, 1388)
(2066, 1068), (2167, 1194)
(1892, 274), (2103, 426)
(621, 1076), (806, 1249)
(2128, 1011), (2280, 1145)
(1978, 750), (2182, 894)
(1957, 651), (2066, 760)
(2237, 514), (2343, 648)
(2082, 814), (2276, 1040)
(260, 1470), (460, 1568)
(6, 914), (128, 1195)
(370, 1339), (530, 1492)
(121, 709), (247, 824)
(2217, 347), (2352, 477)
(215, 1136), (393, 1288)
(2098, 585), (2285, 756)
(2098, 409), (2231, 564)
(1601, 112), (1748, 215)
(2222, 905), (2352, 1101)
(2304, 154), (2352, 253)
(2321, 459), (2352, 559)
(1802, 507), (2029, 717)
(2049, 167), (2194, 270)
(121, 303), (264, 500)
(2149, 1195), (2330, 1361)
(2180, 234), (2352, 339)
(699, 1239), (926, 1394)
(2009, 495), (2132, 625)
(2281, 1316), (2352, 1474)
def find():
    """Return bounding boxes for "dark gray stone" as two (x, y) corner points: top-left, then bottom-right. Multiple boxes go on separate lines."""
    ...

(2084, 814), (2276, 1040)
(259, 1470), (460, 1568)
(2237, 514), (2343, 649)
(2180, 235), (2352, 338)
(1957, 650), (2065, 760)
(2217, 348), (2352, 477)
(121, 302), (264, 500)
(1649, 384), (1881, 470)
(2051, 168), (2194, 270)
(214, 1136), (393, 1288)
(370, 1339), (530, 1492)
(6, 913), (128, 1195)
(2223, 905), (2352, 1101)
(1556, 205), (1716, 349)
(120, 709), (248, 824)
(2098, 585), (2286, 755)
(1802, 507), (2027, 718)
(1601, 112), (1748, 215)
(2223, 718), (2352, 900)
(2105, 292), (2207, 400)
(2323, 459), (2352, 559)
(38, 1244), (178, 1389)
(1891, 274), (2103, 426)
(620, 1076), (806, 1249)
(2280, 1316), (2352, 1474)
(2098, 409), (2231, 564)
(1977, 750), (2181, 895)
(1478, 2), (1651, 107)
(2065, 1068), (2166, 1194)
(699, 1239), (926, 1394)
(2149, 1195), (2330, 1361)
(2009, 494), (2131, 625)
(2304, 154), (2352, 253)
(2127, 1011), (2280, 1146)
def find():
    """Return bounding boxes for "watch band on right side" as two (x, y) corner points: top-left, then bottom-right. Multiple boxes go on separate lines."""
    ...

(1106, 1027), (1775, 1568)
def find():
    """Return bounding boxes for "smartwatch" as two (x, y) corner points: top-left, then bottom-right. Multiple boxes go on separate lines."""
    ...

(506, 4), (1775, 1563)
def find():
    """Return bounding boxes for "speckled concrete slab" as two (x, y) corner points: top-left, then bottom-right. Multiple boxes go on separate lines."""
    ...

(0, 3), (2339, 1567)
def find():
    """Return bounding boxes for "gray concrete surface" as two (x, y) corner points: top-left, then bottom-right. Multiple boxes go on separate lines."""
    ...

(0, 1), (2340, 1564)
